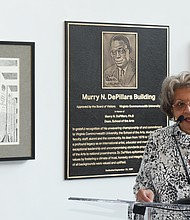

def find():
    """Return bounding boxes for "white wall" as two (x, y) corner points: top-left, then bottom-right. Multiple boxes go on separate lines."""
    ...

(0, 0), (189, 219)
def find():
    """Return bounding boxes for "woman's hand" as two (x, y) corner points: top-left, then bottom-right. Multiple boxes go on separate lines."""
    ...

(136, 188), (154, 202)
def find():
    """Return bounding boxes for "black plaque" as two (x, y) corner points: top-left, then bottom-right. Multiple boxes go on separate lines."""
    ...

(65, 21), (169, 179)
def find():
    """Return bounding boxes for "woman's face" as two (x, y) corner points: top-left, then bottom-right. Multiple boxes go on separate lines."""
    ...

(173, 87), (190, 134)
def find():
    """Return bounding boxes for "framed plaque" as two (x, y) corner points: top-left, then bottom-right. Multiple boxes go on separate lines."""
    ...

(0, 41), (35, 160)
(65, 21), (169, 179)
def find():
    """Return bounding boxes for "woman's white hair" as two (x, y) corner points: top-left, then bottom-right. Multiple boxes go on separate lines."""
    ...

(160, 71), (190, 119)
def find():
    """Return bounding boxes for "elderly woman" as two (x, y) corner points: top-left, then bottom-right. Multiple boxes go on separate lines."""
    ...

(133, 71), (190, 205)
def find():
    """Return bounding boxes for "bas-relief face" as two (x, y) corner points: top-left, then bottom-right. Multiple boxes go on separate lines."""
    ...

(110, 40), (130, 69)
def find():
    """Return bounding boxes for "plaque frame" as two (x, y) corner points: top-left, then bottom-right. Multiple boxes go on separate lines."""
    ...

(65, 21), (169, 179)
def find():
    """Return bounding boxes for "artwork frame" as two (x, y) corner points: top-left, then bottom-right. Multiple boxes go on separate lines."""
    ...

(65, 21), (169, 179)
(0, 41), (35, 160)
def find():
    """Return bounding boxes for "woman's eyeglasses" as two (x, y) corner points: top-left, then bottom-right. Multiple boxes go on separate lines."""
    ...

(172, 100), (190, 111)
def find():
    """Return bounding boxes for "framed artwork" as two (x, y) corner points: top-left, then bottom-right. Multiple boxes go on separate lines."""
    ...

(65, 21), (169, 179)
(102, 31), (138, 89)
(0, 41), (35, 160)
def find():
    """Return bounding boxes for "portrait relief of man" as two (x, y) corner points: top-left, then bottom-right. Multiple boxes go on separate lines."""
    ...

(102, 32), (138, 89)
